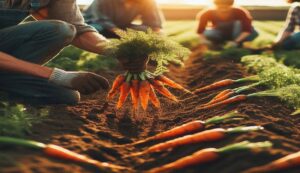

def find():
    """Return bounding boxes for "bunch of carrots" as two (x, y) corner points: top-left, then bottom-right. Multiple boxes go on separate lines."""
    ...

(107, 71), (190, 110)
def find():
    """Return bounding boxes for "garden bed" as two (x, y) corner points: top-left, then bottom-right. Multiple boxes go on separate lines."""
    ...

(1, 49), (300, 173)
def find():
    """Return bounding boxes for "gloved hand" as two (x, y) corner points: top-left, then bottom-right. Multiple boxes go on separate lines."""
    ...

(224, 41), (239, 49)
(49, 68), (109, 95)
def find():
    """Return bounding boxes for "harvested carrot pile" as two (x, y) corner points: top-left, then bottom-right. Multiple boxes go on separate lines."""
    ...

(104, 30), (191, 110)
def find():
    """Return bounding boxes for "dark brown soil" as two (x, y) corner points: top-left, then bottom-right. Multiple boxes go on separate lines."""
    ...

(1, 49), (300, 173)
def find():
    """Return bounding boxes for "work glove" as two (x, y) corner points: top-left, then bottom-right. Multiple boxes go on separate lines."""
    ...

(49, 68), (109, 95)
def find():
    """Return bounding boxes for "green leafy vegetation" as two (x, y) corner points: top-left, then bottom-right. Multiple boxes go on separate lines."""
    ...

(0, 102), (48, 137)
(104, 29), (190, 75)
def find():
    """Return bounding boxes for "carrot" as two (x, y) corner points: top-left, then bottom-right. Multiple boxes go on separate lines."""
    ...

(138, 73), (151, 110)
(148, 141), (272, 173)
(243, 151), (300, 173)
(150, 79), (178, 102)
(149, 85), (161, 108)
(133, 126), (262, 156)
(131, 111), (242, 146)
(107, 74), (126, 100)
(0, 137), (128, 172)
(130, 76), (140, 110)
(149, 148), (219, 173)
(198, 95), (247, 110)
(116, 74), (132, 109)
(208, 89), (233, 103)
(44, 144), (96, 163)
(193, 76), (260, 94)
(156, 75), (191, 93)
(194, 79), (235, 94)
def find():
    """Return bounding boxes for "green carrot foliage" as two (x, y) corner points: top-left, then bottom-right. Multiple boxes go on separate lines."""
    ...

(104, 29), (191, 75)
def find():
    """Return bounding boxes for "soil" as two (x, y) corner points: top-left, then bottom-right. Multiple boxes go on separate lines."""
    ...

(1, 48), (300, 173)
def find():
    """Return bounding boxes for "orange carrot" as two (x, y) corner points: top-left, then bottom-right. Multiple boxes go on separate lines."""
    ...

(116, 82), (131, 109)
(136, 126), (262, 155)
(148, 148), (219, 173)
(194, 79), (235, 94)
(131, 111), (242, 146)
(208, 89), (233, 103)
(148, 141), (272, 173)
(204, 90), (235, 106)
(243, 151), (300, 173)
(44, 144), (96, 164)
(149, 86), (161, 108)
(107, 74), (126, 100)
(156, 75), (191, 93)
(150, 79), (178, 102)
(198, 95), (247, 110)
(139, 80), (151, 110)
(130, 79), (140, 110)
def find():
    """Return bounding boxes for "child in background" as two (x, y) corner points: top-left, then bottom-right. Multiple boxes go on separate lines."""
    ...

(197, 0), (258, 48)
(272, 0), (300, 50)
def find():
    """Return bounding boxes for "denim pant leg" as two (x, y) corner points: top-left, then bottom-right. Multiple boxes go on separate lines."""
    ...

(282, 32), (300, 50)
(232, 21), (259, 42)
(0, 20), (80, 105)
(203, 29), (223, 43)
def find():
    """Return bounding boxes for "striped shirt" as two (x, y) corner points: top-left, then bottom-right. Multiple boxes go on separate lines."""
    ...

(284, 3), (300, 32)
(84, 0), (163, 30)
(0, 0), (96, 35)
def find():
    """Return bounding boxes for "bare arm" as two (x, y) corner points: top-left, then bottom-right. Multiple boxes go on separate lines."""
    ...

(0, 52), (53, 79)
(72, 31), (108, 54)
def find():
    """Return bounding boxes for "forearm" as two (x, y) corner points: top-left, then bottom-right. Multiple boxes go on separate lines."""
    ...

(275, 31), (292, 44)
(0, 52), (53, 79)
(234, 32), (251, 43)
(72, 31), (108, 54)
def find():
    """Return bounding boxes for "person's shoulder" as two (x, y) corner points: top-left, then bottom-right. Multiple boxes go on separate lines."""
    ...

(290, 2), (300, 11)
(231, 6), (249, 14)
(197, 8), (214, 17)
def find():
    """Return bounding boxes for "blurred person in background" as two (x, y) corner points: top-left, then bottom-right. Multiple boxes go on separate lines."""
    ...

(0, 0), (110, 105)
(272, 0), (300, 50)
(197, 0), (259, 48)
(83, 0), (164, 38)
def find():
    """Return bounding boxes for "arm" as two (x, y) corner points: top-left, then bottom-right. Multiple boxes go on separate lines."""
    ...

(0, 52), (52, 79)
(140, 0), (164, 32)
(234, 8), (253, 45)
(72, 31), (108, 55)
(197, 10), (211, 44)
(274, 6), (297, 45)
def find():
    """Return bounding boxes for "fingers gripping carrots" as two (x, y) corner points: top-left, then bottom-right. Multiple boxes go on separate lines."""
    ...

(107, 71), (185, 110)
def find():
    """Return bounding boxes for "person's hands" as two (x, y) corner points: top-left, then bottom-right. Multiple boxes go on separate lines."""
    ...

(224, 41), (239, 49)
(49, 68), (109, 95)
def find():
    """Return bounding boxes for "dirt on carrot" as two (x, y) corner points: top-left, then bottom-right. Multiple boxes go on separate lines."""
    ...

(1, 51), (300, 173)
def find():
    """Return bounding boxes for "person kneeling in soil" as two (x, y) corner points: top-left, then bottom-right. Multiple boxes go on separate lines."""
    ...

(83, 0), (164, 38)
(0, 0), (110, 105)
(271, 0), (300, 50)
(197, 0), (259, 48)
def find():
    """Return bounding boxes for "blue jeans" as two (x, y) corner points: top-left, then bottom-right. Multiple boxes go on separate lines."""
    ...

(0, 20), (80, 105)
(204, 21), (259, 43)
(282, 32), (300, 50)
